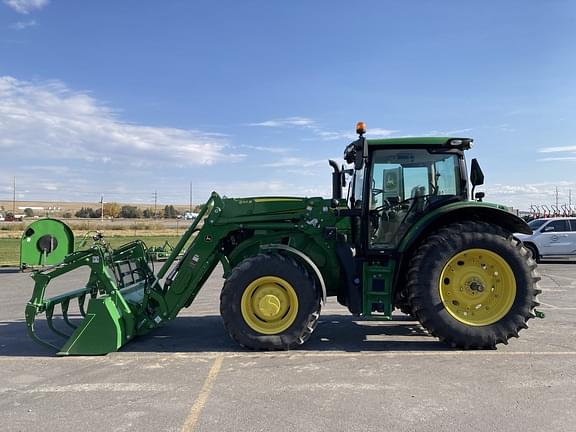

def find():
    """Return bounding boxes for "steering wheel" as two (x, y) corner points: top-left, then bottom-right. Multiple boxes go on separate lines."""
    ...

(371, 198), (393, 212)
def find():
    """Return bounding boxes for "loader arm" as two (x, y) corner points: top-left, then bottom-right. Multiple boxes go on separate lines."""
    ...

(155, 192), (230, 321)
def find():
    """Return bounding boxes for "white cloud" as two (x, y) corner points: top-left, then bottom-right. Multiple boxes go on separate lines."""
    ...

(240, 144), (290, 154)
(367, 128), (397, 138)
(538, 144), (576, 161)
(313, 130), (355, 141)
(442, 128), (474, 135)
(539, 145), (576, 153)
(261, 157), (328, 168)
(484, 181), (576, 210)
(10, 19), (36, 29)
(0, 76), (243, 167)
(248, 117), (315, 128)
(250, 116), (397, 142)
(539, 157), (576, 162)
(3, 0), (48, 14)
(419, 128), (474, 137)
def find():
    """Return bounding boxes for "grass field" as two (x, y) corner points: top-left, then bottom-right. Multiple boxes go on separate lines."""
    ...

(0, 219), (193, 239)
(0, 235), (181, 266)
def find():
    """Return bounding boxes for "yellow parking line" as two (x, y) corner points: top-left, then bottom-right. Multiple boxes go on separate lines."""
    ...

(181, 354), (224, 432)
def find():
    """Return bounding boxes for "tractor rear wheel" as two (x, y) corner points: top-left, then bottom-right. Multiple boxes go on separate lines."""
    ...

(406, 221), (541, 349)
(220, 253), (321, 350)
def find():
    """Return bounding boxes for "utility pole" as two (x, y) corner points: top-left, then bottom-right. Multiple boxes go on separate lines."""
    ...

(570, 189), (572, 206)
(153, 190), (158, 219)
(189, 182), (193, 213)
(12, 176), (16, 215)
(100, 194), (104, 222)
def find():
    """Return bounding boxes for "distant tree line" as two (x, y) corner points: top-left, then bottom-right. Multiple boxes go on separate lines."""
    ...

(74, 203), (181, 219)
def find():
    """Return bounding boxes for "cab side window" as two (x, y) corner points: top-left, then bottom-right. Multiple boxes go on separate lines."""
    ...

(543, 220), (569, 232)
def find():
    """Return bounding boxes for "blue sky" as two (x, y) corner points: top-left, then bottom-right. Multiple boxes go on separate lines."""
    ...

(0, 0), (575, 210)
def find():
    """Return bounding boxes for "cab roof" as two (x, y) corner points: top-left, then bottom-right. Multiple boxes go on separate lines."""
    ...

(367, 137), (469, 146)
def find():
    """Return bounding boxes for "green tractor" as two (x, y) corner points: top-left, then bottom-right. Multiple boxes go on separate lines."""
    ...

(25, 123), (542, 355)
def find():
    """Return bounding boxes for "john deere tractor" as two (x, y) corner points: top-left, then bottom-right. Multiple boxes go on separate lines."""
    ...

(25, 123), (541, 355)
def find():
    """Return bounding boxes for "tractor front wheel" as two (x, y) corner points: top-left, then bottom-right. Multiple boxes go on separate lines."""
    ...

(407, 222), (541, 349)
(220, 253), (321, 350)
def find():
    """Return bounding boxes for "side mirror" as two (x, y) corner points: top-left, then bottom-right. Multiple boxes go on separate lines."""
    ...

(474, 192), (485, 202)
(354, 149), (364, 170)
(470, 158), (484, 199)
(470, 159), (484, 186)
(354, 137), (366, 170)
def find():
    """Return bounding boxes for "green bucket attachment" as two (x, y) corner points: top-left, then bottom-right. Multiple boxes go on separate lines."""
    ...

(58, 296), (126, 356)
(25, 239), (164, 356)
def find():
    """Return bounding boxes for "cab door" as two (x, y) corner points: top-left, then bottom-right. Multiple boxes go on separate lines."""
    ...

(538, 219), (572, 255)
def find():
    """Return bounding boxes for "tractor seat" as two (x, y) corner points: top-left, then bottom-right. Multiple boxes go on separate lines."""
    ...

(410, 186), (426, 214)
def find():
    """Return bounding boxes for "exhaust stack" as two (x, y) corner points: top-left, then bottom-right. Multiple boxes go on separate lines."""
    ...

(328, 160), (342, 201)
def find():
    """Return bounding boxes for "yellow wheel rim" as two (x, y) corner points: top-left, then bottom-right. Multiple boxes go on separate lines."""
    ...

(240, 276), (299, 334)
(439, 248), (516, 326)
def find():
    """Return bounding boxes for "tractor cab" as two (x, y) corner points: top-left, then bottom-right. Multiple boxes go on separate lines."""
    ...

(336, 122), (481, 251)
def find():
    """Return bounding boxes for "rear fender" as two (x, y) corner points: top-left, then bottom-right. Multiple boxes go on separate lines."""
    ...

(393, 203), (531, 305)
(399, 203), (531, 254)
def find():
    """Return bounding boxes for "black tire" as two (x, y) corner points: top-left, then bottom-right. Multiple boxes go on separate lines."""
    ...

(406, 221), (541, 349)
(394, 291), (415, 317)
(220, 253), (321, 350)
(397, 304), (414, 317)
(524, 243), (540, 263)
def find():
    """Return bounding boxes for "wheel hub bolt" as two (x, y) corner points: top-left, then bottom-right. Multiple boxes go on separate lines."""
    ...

(469, 281), (484, 293)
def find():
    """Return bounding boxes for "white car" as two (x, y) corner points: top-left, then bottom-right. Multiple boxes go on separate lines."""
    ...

(515, 217), (576, 262)
(183, 212), (199, 220)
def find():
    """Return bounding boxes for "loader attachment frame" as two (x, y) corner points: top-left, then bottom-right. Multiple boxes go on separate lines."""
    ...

(25, 241), (153, 355)
(25, 193), (224, 355)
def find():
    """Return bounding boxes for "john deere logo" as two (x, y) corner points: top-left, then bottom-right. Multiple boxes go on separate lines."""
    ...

(385, 172), (397, 191)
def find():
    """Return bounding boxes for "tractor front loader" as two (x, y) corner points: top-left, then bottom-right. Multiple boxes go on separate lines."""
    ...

(25, 123), (543, 355)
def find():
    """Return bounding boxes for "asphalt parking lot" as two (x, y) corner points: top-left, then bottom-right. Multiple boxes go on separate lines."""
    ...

(0, 263), (575, 432)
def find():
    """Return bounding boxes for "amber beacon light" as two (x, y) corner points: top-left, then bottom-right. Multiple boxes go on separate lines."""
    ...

(356, 121), (366, 136)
